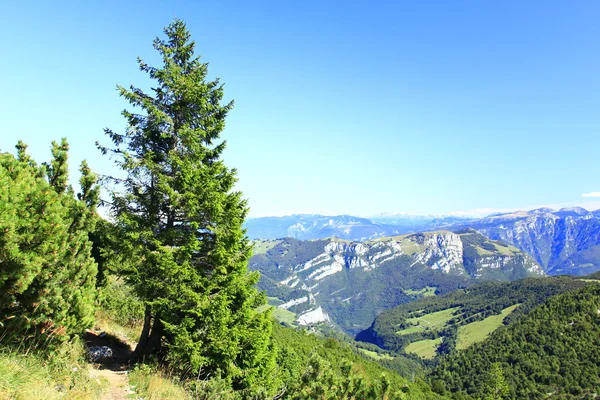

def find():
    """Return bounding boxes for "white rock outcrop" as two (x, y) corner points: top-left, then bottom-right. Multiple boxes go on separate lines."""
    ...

(296, 306), (330, 325)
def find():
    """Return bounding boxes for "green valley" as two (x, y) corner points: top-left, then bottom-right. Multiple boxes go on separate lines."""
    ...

(357, 276), (594, 357)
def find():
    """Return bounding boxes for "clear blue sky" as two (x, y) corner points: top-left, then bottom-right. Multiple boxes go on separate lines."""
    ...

(2, 1), (600, 217)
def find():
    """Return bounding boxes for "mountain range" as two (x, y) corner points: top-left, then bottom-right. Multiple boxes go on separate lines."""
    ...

(249, 230), (543, 334)
(244, 214), (474, 241)
(245, 207), (600, 276)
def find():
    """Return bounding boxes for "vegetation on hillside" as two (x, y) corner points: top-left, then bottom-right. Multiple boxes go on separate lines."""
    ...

(251, 237), (473, 333)
(430, 284), (600, 399)
(357, 276), (593, 356)
(0, 19), (442, 400)
(269, 323), (441, 399)
(251, 230), (543, 334)
(5, 15), (600, 400)
(97, 18), (276, 393)
(0, 344), (105, 400)
(0, 140), (99, 343)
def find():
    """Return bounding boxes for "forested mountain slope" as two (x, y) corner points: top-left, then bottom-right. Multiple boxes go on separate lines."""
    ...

(429, 283), (600, 399)
(271, 323), (442, 399)
(356, 276), (593, 358)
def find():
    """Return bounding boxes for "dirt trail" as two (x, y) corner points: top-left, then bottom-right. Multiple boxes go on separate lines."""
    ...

(84, 329), (136, 400)
(90, 368), (130, 400)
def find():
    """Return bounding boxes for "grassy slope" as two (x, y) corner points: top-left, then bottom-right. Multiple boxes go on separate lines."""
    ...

(403, 286), (437, 297)
(0, 347), (105, 400)
(128, 367), (190, 400)
(271, 307), (297, 324)
(399, 304), (519, 358)
(405, 338), (443, 360)
(406, 307), (461, 328)
(251, 239), (282, 255)
(456, 303), (519, 350)
(397, 307), (461, 336)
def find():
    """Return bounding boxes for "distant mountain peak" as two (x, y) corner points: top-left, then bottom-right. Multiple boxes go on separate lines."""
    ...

(557, 206), (589, 214)
(528, 207), (555, 215)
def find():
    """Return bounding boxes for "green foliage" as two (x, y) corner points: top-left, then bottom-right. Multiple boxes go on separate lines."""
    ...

(359, 276), (592, 356)
(430, 284), (600, 399)
(99, 19), (275, 392)
(0, 142), (99, 341)
(97, 275), (144, 329)
(271, 323), (441, 399)
(44, 138), (70, 194)
(482, 363), (509, 400)
(282, 354), (388, 399)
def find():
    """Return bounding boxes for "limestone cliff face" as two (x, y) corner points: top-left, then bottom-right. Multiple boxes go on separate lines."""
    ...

(410, 232), (463, 273)
(250, 231), (544, 332)
(467, 208), (600, 275)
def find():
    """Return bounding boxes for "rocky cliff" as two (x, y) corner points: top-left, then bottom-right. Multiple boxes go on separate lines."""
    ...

(250, 231), (543, 333)
(461, 208), (600, 275)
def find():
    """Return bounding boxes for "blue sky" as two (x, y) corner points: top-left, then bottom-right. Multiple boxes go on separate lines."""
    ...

(2, 1), (599, 217)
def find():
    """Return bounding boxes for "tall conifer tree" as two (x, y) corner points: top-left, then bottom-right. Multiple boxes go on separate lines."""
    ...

(99, 19), (275, 391)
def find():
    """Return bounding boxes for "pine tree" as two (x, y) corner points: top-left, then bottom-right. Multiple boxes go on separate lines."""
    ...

(484, 362), (510, 400)
(0, 141), (99, 340)
(99, 19), (275, 392)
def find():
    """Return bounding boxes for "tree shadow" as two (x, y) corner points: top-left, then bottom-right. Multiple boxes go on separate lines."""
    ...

(83, 329), (133, 371)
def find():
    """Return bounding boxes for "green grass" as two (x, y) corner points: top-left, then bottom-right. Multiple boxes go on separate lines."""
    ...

(357, 348), (394, 361)
(251, 239), (281, 255)
(267, 296), (284, 306)
(492, 242), (520, 256)
(129, 366), (190, 400)
(400, 240), (425, 256)
(404, 338), (442, 360)
(0, 344), (105, 400)
(95, 310), (141, 344)
(579, 279), (600, 283)
(403, 286), (436, 297)
(456, 304), (520, 350)
(272, 307), (297, 325)
(256, 304), (297, 325)
(472, 245), (494, 255)
(395, 326), (426, 336)
(405, 307), (461, 329)
(470, 240), (518, 256)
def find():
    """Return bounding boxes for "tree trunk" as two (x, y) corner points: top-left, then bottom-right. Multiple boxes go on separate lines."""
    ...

(133, 306), (163, 361)
(134, 305), (152, 358)
(146, 315), (163, 354)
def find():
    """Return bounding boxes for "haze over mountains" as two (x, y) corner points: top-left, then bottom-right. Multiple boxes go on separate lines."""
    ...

(246, 207), (600, 277)
(244, 213), (475, 241)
